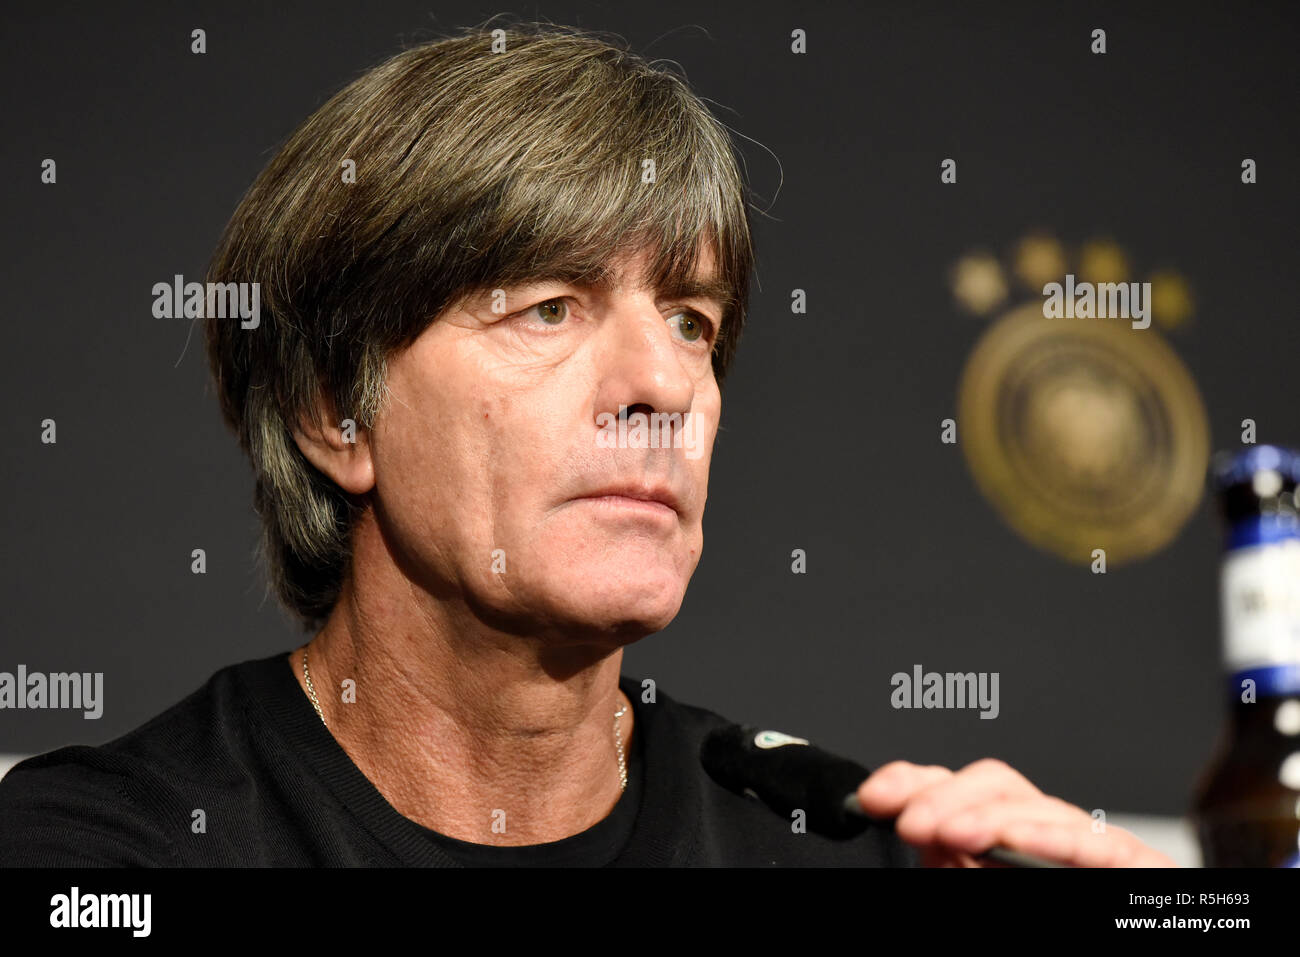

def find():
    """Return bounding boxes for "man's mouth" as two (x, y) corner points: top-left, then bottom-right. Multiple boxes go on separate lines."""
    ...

(570, 483), (681, 516)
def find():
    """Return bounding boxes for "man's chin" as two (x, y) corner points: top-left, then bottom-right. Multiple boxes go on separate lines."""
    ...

(545, 580), (687, 642)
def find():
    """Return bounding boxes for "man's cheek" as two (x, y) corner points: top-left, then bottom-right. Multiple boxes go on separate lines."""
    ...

(688, 448), (714, 514)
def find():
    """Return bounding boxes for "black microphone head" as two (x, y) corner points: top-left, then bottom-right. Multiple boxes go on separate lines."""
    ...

(700, 723), (874, 840)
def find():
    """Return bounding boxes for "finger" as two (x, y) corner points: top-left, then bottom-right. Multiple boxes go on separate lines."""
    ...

(856, 762), (954, 818)
(927, 796), (1095, 856)
(1057, 823), (1177, 868)
(990, 817), (1175, 868)
(889, 758), (1044, 845)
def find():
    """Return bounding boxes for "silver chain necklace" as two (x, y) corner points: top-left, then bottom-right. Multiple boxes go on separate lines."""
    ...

(303, 647), (629, 792)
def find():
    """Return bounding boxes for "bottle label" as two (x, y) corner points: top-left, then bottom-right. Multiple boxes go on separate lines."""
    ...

(1222, 538), (1300, 683)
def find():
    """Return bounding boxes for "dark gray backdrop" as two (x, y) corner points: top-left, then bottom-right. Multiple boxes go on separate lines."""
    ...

(2, 0), (1297, 816)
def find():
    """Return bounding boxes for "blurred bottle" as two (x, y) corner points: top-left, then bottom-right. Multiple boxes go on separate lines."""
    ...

(1192, 445), (1300, 867)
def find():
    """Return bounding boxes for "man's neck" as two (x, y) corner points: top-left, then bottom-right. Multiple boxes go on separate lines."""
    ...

(287, 525), (635, 846)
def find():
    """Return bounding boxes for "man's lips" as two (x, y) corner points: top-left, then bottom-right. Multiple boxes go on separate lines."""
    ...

(569, 484), (682, 515)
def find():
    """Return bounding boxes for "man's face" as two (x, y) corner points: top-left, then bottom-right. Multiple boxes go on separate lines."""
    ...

(368, 244), (725, 645)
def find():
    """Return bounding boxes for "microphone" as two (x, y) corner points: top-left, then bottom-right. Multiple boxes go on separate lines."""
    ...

(699, 723), (1064, 868)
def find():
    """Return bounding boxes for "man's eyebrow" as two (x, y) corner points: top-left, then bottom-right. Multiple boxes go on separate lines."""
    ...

(652, 276), (736, 310)
(577, 273), (736, 314)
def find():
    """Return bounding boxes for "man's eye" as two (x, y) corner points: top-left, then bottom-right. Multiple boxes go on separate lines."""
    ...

(529, 298), (569, 325)
(516, 300), (712, 343)
(668, 310), (711, 344)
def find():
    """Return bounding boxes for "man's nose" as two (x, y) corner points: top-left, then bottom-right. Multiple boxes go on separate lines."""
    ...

(592, 302), (697, 423)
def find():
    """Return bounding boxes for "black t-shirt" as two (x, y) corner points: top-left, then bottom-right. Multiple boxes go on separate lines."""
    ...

(0, 650), (916, 867)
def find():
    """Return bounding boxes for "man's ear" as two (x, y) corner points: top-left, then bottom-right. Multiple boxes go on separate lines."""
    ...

(290, 391), (375, 495)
